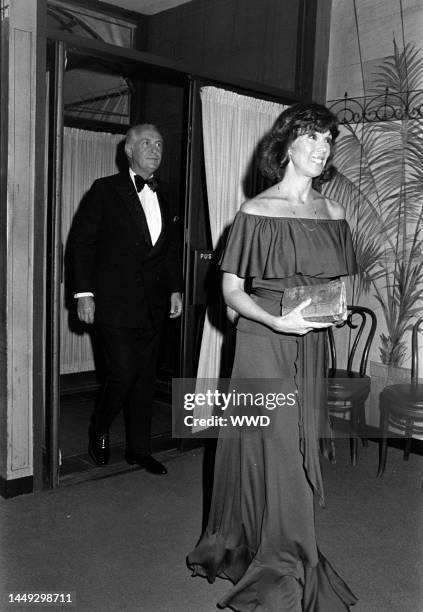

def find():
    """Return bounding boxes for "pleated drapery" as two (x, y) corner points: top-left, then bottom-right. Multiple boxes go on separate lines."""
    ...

(193, 87), (286, 428)
(60, 127), (124, 374)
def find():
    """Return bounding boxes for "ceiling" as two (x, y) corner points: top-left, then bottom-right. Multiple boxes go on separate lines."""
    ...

(100, 0), (193, 15)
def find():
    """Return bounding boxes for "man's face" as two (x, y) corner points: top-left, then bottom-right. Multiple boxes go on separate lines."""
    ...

(126, 126), (163, 178)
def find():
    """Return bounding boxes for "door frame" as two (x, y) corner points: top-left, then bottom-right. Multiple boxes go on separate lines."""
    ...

(45, 40), (66, 489)
(44, 37), (193, 487)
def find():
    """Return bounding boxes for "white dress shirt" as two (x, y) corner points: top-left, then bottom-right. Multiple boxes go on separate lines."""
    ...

(129, 168), (162, 246)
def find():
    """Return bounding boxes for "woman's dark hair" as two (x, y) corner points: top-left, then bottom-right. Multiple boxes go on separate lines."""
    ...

(259, 102), (339, 184)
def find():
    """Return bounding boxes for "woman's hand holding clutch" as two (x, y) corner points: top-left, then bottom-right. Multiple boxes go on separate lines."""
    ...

(270, 299), (333, 336)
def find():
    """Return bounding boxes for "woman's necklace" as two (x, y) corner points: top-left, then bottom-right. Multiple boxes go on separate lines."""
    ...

(277, 185), (319, 231)
(291, 199), (319, 230)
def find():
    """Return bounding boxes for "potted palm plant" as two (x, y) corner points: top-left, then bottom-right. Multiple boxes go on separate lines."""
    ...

(324, 40), (423, 377)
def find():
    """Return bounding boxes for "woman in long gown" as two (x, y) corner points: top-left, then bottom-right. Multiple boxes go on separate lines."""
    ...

(187, 102), (358, 611)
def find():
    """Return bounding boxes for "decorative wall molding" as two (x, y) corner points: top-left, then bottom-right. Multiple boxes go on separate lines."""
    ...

(3, 0), (39, 484)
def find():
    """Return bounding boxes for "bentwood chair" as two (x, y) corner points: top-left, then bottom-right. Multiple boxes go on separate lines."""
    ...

(327, 305), (377, 465)
(377, 317), (423, 477)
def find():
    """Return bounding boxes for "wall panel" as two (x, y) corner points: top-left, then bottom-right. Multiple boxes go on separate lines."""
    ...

(146, 0), (301, 94)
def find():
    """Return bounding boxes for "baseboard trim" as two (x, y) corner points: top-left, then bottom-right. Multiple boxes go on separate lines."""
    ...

(0, 475), (33, 499)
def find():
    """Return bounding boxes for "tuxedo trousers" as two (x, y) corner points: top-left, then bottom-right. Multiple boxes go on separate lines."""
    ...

(93, 322), (162, 455)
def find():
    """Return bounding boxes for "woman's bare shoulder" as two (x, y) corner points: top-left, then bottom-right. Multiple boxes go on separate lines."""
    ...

(240, 198), (263, 215)
(240, 185), (281, 215)
(324, 196), (346, 220)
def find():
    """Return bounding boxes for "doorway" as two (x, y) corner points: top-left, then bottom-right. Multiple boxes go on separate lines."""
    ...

(45, 40), (194, 487)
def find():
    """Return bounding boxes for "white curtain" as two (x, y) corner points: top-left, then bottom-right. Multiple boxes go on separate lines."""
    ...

(60, 127), (125, 374)
(194, 87), (286, 426)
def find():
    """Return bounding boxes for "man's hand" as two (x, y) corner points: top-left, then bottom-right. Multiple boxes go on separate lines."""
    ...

(77, 296), (95, 324)
(169, 292), (183, 319)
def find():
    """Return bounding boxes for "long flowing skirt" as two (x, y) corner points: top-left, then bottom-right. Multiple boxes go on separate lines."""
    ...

(187, 326), (357, 611)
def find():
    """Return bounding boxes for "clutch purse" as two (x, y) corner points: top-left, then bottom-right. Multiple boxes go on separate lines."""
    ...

(281, 279), (347, 323)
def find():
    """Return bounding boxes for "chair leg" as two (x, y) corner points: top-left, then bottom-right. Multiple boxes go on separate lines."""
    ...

(404, 418), (413, 461)
(350, 435), (358, 466)
(350, 404), (359, 466)
(377, 409), (389, 477)
(357, 401), (368, 447)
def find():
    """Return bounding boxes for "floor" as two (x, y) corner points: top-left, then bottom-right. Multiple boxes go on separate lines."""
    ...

(0, 439), (422, 612)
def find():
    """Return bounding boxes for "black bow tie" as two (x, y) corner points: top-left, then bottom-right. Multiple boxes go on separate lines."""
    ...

(134, 174), (158, 193)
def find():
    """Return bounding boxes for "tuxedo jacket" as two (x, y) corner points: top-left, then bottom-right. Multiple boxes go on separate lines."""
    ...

(70, 172), (183, 328)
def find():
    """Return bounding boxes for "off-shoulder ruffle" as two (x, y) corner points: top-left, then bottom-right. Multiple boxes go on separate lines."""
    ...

(219, 212), (357, 279)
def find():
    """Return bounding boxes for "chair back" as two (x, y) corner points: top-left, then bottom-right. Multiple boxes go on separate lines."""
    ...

(328, 305), (377, 377)
(411, 317), (423, 384)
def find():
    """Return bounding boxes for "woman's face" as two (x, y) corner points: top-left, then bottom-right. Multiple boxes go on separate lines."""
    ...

(288, 130), (332, 178)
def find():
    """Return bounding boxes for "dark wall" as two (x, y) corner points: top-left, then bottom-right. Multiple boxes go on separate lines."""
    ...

(145, 0), (310, 96)
(135, 80), (186, 211)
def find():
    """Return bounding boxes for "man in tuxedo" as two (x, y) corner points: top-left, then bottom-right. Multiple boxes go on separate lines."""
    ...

(71, 124), (183, 475)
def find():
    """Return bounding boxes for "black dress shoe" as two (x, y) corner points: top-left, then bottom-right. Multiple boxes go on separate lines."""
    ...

(88, 433), (110, 466)
(125, 453), (167, 475)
